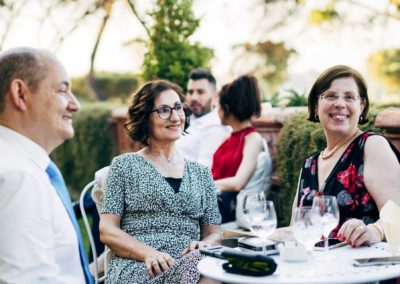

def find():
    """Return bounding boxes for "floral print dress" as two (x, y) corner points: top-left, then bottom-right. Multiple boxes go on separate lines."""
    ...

(102, 153), (221, 283)
(297, 132), (400, 237)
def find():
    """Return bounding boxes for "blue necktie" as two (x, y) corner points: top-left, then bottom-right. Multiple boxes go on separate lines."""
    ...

(46, 161), (94, 284)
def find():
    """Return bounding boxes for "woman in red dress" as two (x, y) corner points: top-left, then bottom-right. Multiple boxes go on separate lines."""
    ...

(211, 75), (263, 223)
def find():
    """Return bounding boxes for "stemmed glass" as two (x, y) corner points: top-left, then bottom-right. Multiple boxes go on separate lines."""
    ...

(312, 195), (340, 258)
(242, 192), (277, 255)
(292, 206), (323, 261)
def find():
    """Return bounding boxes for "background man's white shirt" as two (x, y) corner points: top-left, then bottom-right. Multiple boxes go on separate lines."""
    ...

(0, 126), (85, 284)
(176, 108), (231, 168)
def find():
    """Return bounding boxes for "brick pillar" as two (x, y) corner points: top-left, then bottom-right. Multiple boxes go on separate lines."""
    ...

(109, 106), (143, 154)
(374, 107), (400, 152)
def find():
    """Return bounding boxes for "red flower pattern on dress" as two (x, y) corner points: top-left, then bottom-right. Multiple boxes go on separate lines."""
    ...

(299, 187), (310, 208)
(342, 143), (355, 161)
(337, 163), (363, 195)
(361, 192), (371, 206)
(311, 159), (316, 175)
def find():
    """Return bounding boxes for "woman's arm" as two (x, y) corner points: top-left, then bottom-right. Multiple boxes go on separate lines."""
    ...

(181, 224), (221, 256)
(214, 133), (264, 191)
(100, 213), (175, 278)
(338, 135), (400, 247)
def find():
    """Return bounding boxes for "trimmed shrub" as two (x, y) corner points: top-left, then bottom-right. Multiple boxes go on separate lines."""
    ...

(71, 72), (140, 102)
(277, 106), (383, 226)
(51, 103), (116, 199)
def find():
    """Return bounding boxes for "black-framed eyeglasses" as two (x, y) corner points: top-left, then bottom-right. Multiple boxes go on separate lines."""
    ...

(150, 103), (189, 120)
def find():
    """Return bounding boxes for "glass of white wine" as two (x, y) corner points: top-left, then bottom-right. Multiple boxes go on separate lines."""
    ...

(292, 206), (323, 260)
(243, 197), (277, 255)
(312, 195), (340, 259)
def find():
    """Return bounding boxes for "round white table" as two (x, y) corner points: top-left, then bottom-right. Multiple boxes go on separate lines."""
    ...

(198, 243), (400, 284)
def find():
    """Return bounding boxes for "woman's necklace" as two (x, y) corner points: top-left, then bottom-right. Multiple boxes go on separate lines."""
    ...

(320, 130), (360, 160)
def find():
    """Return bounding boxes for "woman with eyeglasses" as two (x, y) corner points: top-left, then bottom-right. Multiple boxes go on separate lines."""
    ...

(291, 65), (400, 247)
(99, 80), (221, 284)
(211, 75), (264, 223)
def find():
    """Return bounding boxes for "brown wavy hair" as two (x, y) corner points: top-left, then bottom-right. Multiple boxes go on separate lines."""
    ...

(124, 80), (191, 146)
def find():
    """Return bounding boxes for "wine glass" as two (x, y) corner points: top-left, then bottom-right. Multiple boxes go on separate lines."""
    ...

(242, 191), (266, 224)
(243, 197), (277, 255)
(292, 206), (323, 259)
(312, 195), (340, 258)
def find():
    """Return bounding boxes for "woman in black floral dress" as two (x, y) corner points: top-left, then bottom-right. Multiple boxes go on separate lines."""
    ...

(293, 65), (400, 248)
(99, 80), (221, 284)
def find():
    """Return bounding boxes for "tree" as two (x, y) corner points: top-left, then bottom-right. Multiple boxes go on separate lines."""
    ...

(368, 49), (400, 93)
(0, 0), (212, 99)
(141, 0), (213, 90)
(235, 41), (296, 93)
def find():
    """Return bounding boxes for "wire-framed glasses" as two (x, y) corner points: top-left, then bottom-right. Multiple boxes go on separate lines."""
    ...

(150, 103), (189, 120)
(319, 91), (360, 103)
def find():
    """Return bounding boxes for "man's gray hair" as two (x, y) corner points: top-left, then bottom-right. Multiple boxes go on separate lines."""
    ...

(0, 47), (48, 112)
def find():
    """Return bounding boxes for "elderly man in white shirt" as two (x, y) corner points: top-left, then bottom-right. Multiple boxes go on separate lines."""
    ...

(176, 69), (231, 168)
(0, 47), (92, 283)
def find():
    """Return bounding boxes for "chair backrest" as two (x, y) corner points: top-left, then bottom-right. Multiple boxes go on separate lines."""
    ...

(235, 139), (273, 229)
(80, 166), (110, 284)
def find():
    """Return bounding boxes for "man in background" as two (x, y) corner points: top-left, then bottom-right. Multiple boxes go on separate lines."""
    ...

(0, 47), (93, 283)
(176, 69), (231, 168)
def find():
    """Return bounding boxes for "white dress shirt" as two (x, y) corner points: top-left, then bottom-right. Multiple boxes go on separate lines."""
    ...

(176, 108), (231, 168)
(0, 126), (85, 284)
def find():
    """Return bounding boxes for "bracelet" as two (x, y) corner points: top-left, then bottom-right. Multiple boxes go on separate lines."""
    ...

(128, 244), (135, 259)
(367, 223), (385, 241)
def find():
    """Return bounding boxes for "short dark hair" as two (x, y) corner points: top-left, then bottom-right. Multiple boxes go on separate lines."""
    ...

(219, 75), (261, 122)
(0, 48), (48, 112)
(308, 65), (369, 124)
(189, 69), (216, 91)
(125, 80), (191, 146)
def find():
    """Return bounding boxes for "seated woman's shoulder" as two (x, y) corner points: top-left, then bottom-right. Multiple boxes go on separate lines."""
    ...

(365, 133), (389, 147)
(111, 152), (143, 165)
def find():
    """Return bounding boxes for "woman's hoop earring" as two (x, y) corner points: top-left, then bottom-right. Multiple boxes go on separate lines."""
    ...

(315, 114), (319, 121)
(359, 115), (363, 123)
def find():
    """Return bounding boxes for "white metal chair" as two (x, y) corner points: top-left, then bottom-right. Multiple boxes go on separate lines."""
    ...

(80, 166), (110, 284)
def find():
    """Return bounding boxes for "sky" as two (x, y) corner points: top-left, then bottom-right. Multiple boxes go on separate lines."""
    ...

(2, 0), (400, 101)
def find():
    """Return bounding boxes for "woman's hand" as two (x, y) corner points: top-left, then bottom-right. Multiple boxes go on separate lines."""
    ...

(144, 250), (175, 279)
(337, 219), (381, 247)
(181, 240), (210, 256)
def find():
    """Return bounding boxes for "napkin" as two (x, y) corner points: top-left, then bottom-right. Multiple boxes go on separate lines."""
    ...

(380, 199), (400, 255)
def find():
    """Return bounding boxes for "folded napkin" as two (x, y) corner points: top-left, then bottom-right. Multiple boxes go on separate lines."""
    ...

(380, 200), (400, 255)
(222, 227), (295, 243)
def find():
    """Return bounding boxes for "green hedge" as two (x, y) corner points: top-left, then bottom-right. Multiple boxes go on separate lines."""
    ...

(72, 72), (140, 102)
(51, 103), (116, 199)
(277, 105), (384, 226)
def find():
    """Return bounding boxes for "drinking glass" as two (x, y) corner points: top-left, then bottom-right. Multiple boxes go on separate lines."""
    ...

(242, 191), (266, 223)
(292, 206), (323, 259)
(242, 196), (277, 255)
(312, 195), (340, 258)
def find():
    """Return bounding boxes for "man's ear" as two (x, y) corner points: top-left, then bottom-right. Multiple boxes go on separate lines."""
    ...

(9, 79), (30, 111)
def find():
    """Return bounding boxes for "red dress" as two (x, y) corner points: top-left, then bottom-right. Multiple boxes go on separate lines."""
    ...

(212, 126), (256, 222)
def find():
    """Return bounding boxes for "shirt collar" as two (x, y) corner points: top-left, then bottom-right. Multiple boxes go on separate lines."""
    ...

(0, 125), (50, 170)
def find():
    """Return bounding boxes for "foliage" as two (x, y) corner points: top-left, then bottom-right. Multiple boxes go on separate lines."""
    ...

(51, 103), (116, 199)
(283, 89), (307, 107)
(71, 72), (140, 103)
(265, 92), (281, 107)
(277, 106), (383, 226)
(368, 48), (400, 93)
(142, 0), (213, 90)
(239, 41), (296, 93)
(308, 0), (339, 25)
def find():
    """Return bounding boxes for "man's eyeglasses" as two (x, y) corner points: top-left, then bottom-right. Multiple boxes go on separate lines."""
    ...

(150, 103), (189, 120)
(319, 92), (360, 103)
